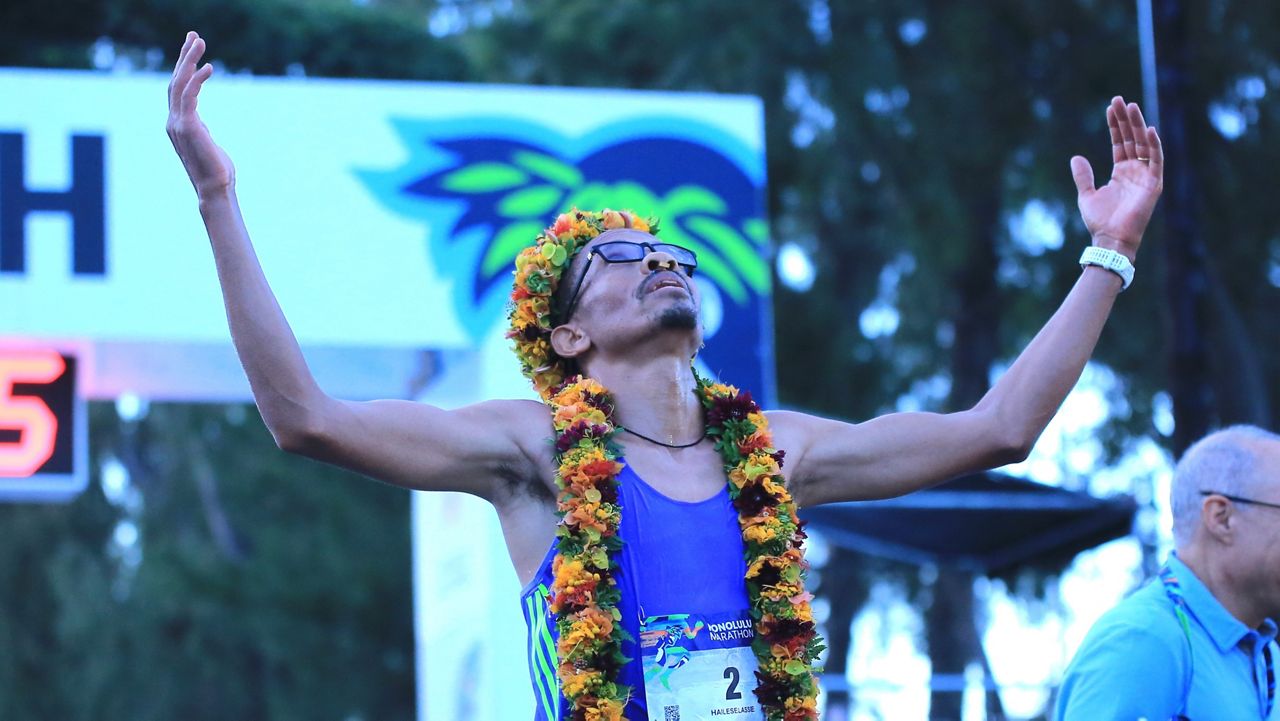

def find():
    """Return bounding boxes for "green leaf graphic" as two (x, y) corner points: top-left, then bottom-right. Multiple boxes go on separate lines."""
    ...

(482, 220), (546, 277)
(742, 218), (769, 247)
(513, 151), (583, 188)
(685, 216), (770, 294)
(658, 223), (748, 304)
(498, 185), (564, 218)
(662, 185), (728, 217)
(564, 182), (661, 217)
(441, 163), (528, 193)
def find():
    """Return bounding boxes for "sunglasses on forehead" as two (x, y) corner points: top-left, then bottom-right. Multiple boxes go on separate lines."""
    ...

(558, 240), (699, 324)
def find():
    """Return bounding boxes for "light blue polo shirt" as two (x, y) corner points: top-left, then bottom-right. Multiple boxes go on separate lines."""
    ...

(1057, 555), (1279, 720)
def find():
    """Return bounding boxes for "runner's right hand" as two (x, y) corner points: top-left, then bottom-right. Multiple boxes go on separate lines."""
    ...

(166, 31), (236, 199)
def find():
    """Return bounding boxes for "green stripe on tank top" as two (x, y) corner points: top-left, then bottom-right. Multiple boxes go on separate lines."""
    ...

(526, 592), (556, 720)
(534, 586), (560, 706)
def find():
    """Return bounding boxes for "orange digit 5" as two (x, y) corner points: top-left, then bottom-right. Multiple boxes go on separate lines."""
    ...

(0, 351), (66, 477)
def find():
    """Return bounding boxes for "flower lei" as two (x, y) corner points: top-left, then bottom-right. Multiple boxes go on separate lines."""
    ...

(508, 209), (824, 721)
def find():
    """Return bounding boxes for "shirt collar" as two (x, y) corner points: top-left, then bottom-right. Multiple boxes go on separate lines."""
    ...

(1167, 554), (1265, 653)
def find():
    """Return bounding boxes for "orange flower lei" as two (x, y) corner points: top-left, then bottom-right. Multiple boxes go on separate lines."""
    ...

(700, 379), (824, 721)
(507, 209), (823, 721)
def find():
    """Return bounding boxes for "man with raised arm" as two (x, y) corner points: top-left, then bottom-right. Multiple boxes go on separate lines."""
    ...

(167, 30), (1163, 721)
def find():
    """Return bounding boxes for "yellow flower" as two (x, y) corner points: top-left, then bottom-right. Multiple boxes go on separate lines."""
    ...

(744, 453), (780, 482)
(559, 668), (600, 698)
(760, 582), (803, 601)
(743, 518), (782, 544)
(533, 369), (564, 398)
(761, 477), (791, 501)
(704, 382), (737, 398)
(584, 698), (625, 721)
(785, 695), (820, 718)
(553, 385), (584, 407)
(553, 402), (607, 429)
(514, 302), (540, 326)
(559, 448), (619, 489)
(601, 209), (626, 229)
(557, 607), (615, 656)
(553, 378), (607, 408)
(746, 555), (780, 579)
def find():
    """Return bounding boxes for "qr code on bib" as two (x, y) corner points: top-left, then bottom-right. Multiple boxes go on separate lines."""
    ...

(664, 705), (680, 721)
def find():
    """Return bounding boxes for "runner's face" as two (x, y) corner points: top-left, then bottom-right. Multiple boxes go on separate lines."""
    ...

(558, 229), (701, 332)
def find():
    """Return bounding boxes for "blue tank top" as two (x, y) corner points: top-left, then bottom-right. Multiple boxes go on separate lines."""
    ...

(520, 460), (751, 720)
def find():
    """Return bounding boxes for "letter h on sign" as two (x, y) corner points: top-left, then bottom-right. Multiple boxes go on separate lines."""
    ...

(0, 132), (106, 275)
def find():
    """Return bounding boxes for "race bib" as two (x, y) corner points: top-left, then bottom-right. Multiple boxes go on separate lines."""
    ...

(640, 610), (764, 721)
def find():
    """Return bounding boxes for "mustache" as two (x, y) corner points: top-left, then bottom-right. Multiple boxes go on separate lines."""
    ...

(636, 269), (690, 299)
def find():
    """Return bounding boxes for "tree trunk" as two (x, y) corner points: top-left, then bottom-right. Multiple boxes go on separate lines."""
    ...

(818, 549), (871, 720)
(948, 197), (1003, 412)
(1205, 265), (1272, 429)
(1154, 0), (1214, 456)
(925, 568), (978, 721)
(927, 194), (1005, 720)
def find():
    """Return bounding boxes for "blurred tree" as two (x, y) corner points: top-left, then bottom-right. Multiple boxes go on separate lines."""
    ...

(1154, 0), (1280, 456)
(2, 0), (468, 78)
(0, 403), (415, 720)
(5, 0), (1280, 718)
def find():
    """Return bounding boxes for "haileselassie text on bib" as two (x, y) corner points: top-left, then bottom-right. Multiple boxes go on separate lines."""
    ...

(640, 610), (764, 721)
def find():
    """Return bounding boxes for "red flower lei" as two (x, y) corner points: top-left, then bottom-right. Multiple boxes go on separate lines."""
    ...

(509, 210), (824, 720)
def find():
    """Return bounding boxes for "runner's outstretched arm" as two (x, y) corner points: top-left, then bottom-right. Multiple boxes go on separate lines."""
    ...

(166, 32), (549, 497)
(776, 97), (1164, 505)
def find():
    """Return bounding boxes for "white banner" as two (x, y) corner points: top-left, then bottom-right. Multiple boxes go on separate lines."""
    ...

(0, 68), (768, 401)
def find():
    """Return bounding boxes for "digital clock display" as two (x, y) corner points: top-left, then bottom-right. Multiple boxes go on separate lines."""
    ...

(0, 348), (85, 502)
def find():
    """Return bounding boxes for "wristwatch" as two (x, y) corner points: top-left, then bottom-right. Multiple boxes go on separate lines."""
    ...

(1079, 246), (1135, 290)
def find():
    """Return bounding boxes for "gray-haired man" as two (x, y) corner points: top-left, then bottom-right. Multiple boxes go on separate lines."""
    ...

(1058, 426), (1280, 720)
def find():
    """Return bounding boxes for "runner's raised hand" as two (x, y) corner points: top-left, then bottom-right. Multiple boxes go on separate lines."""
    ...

(1070, 96), (1164, 261)
(166, 31), (235, 198)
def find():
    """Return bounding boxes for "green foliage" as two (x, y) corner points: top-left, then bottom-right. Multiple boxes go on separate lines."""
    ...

(0, 403), (414, 720)
(1, 0), (467, 79)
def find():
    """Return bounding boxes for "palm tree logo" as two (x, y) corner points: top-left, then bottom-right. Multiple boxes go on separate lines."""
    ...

(358, 117), (775, 395)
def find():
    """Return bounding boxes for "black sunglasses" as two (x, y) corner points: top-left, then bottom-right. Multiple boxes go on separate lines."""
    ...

(1199, 490), (1280, 511)
(558, 240), (698, 324)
